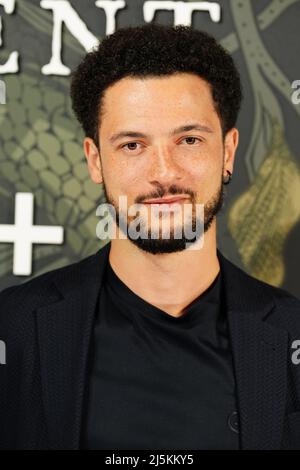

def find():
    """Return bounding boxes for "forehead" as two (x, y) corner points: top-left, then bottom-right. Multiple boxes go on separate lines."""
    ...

(100, 73), (219, 129)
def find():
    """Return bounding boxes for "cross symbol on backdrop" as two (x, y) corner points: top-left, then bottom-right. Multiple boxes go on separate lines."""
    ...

(0, 192), (64, 276)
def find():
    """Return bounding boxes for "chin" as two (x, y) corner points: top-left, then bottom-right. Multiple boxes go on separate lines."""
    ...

(128, 233), (203, 254)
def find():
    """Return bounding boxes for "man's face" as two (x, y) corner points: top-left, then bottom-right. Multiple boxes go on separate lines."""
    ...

(84, 72), (238, 254)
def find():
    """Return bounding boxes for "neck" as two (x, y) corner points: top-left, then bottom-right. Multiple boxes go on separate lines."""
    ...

(108, 220), (220, 318)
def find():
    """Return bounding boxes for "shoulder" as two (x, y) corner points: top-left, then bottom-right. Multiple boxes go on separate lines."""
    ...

(244, 268), (300, 312)
(218, 249), (300, 327)
(0, 250), (99, 325)
(244, 268), (300, 307)
(266, 282), (300, 329)
(264, 281), (300, 313)
(243, 266), (300, 328)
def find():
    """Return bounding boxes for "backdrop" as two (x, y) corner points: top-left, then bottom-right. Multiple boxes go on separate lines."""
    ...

(0, 0), (300, 299)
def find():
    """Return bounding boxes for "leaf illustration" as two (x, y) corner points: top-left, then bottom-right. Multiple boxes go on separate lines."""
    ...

(228, 121), (300, 286)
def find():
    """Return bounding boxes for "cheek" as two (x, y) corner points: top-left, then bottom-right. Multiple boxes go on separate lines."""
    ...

(184, 155), (221, 184)
(186, 157), (222, 199)
(105, 164), (141, 199)
(181, 140), (223, 170)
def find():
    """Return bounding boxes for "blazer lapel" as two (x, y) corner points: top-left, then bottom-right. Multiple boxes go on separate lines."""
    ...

(36, 242), (111, 449)
(218, 250), (288, 449)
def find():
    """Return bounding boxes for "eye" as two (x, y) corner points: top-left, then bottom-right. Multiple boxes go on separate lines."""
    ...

(121, 142), (142, 151)
(181, 136), (202, 145)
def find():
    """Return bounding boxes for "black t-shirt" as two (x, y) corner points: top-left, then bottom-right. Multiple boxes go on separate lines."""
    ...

(80, 261), (240, 450)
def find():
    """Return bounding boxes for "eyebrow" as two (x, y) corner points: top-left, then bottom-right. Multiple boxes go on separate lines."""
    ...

(108, 123), (213, 144)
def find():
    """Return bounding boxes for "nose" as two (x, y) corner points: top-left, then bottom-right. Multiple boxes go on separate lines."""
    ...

(147, 145), (182, 185)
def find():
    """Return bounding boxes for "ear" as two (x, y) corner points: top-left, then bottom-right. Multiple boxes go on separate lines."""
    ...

(83, 137), (103, 184)
(223, 127), (239, 175)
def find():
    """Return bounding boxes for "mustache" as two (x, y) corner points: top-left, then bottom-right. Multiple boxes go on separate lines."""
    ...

(135, 184), (196, 204)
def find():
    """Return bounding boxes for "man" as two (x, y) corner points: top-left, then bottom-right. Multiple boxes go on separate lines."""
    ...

(1, 24), (300, 450)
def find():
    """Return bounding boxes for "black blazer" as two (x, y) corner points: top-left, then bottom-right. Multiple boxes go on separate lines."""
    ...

(1, 241), (300, 450)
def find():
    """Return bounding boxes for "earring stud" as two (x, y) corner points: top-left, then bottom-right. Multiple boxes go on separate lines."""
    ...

(223, 170), (232, 185)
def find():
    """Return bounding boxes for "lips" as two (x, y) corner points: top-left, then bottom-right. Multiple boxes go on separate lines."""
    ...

(143, 197), (189, 204)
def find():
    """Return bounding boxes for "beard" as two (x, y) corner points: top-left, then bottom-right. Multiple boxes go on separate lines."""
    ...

(101, 175), (225, 255)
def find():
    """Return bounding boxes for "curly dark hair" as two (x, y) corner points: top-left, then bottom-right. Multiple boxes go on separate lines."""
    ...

(70, 24), (242, 146)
